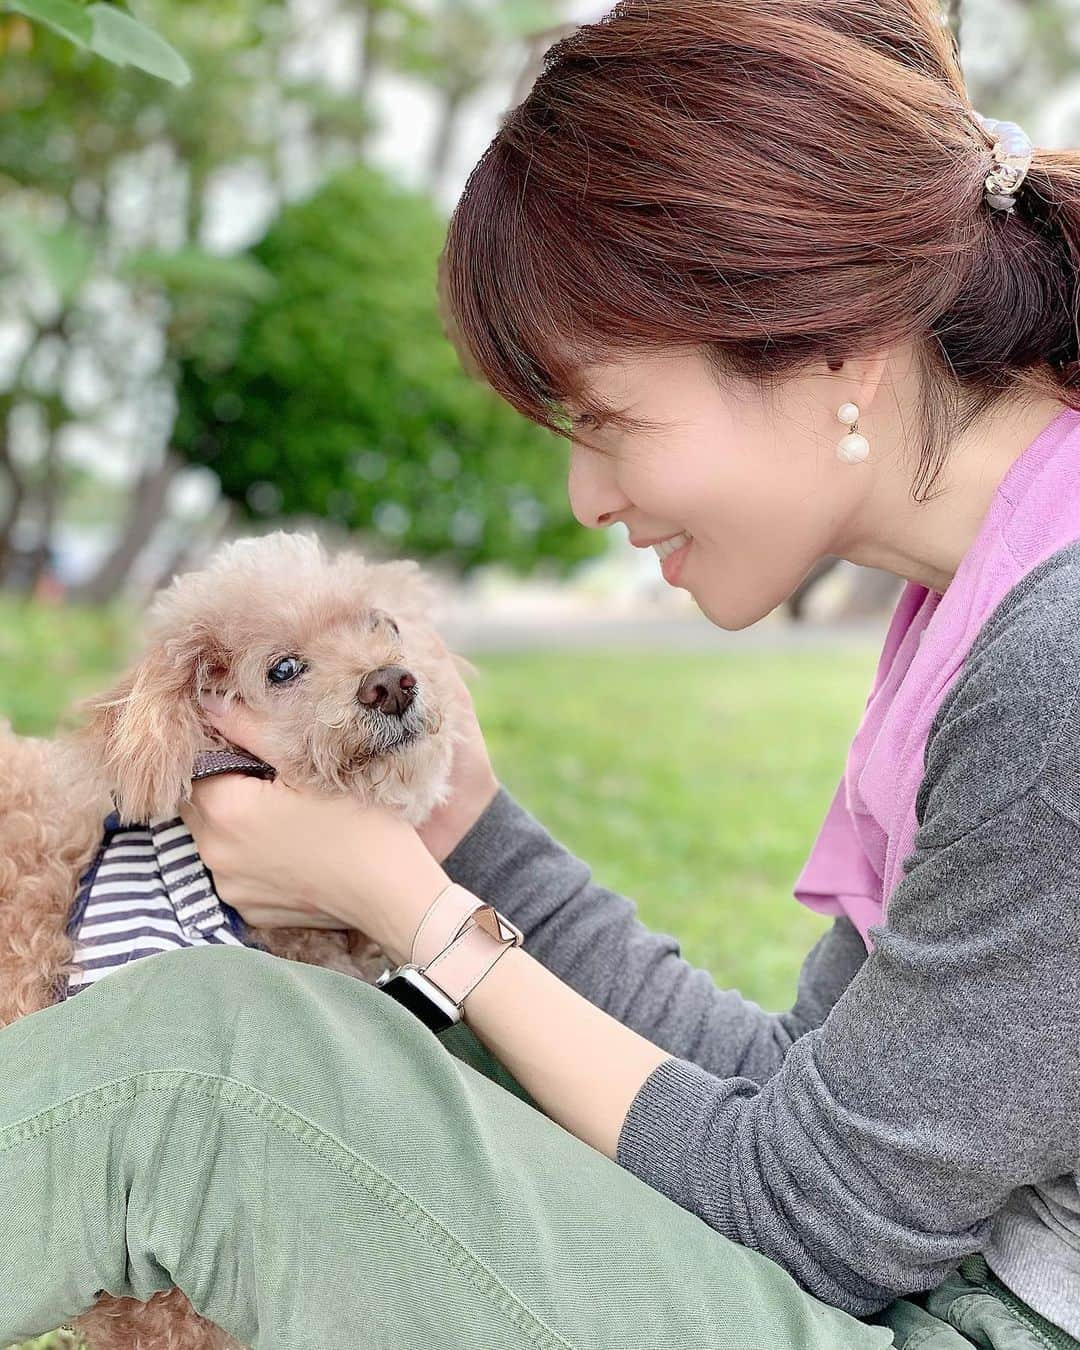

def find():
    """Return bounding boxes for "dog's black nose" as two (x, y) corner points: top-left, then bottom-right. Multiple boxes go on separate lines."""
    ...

(357, 666), (418, 717)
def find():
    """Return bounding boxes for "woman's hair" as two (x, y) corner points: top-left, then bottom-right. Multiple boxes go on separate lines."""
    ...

(441, 0), (1080, 501)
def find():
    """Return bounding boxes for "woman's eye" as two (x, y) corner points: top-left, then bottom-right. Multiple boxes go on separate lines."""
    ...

(267, 656), (306, 686)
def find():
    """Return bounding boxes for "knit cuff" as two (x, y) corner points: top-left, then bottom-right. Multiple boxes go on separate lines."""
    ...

(615, 1054), (740, 1240)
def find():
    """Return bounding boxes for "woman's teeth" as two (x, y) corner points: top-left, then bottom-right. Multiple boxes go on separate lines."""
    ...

(653, 531), (692, 561)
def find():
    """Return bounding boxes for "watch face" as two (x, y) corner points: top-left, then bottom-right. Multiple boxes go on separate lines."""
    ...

(379, 973), (457, 1035)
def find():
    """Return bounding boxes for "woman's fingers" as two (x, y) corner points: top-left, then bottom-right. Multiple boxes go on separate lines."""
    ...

(200, 692), (277, 767)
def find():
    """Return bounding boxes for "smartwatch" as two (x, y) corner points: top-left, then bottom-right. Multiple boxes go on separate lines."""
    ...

(375, 963), (464, 1035)
(376, 883), (523, 1034)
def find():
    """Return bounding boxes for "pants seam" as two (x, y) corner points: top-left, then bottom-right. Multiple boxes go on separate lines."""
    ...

(1, 1069), (577, 1350)
(943, 1287), (1070, 1350)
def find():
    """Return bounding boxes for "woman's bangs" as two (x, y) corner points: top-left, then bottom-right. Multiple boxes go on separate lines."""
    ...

(442, 143), (602, 437)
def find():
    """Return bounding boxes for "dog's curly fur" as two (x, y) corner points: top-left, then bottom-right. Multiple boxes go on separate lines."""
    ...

(0, 532), (473, 1350)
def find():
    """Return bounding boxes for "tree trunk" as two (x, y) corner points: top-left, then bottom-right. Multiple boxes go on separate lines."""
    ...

(72, 449), (183, 605)
(0, 430), (27, 581)
(357, 4), (380, 96)
(21, 419), (63, 596)
(785, 556), (842, 622)
(0, 326), (62, 583)
(140, 497), (233, 602)
(834, 567), (904, 622)
(427, 88), (466, 193)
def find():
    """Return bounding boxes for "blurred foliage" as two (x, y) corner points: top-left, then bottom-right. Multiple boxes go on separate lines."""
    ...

(0, 0), (313, 597)
(0, 0), (568, 599)
(0, 1), (189, 84)
(173, 162), (603, 575)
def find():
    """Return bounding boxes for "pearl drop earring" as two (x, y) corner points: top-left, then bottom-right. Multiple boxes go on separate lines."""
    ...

(837, 402), (870, 465)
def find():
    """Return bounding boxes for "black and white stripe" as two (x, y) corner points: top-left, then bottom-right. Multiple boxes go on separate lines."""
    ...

(64, 815), (247, 999)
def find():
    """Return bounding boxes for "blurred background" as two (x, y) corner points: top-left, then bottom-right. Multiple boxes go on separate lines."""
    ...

(1, 0), (1078, 1042)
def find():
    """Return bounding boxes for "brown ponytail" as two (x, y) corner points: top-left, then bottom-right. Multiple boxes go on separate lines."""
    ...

(441, 0), (1080, 501)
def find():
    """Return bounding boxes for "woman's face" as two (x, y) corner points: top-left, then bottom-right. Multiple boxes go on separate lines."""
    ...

(566, 347), (872, 631)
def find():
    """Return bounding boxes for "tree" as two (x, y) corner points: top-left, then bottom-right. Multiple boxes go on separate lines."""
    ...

(173, 162), (606, 577)
(0, 0), (189, 83)
(394, 0), (559, 192)
(0, 0), (568, 599)
(0, 0), (381, 598)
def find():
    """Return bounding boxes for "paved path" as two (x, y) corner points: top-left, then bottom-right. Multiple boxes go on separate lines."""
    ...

(438, 612), (889, 653)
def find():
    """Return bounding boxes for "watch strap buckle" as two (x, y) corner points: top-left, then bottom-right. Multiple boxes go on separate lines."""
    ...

(411, 881), (522, 967)
(378, 882), (523, 1034)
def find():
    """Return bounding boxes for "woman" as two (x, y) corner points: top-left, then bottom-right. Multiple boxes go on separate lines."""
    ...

(3, 2), (1080, 1347)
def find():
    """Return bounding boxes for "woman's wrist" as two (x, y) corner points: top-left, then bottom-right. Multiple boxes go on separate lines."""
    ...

(371, 863), (455, 968)
(312, 823), (451, 966)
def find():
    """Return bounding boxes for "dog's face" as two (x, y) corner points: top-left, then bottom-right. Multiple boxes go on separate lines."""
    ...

(79, 533), (468, 825)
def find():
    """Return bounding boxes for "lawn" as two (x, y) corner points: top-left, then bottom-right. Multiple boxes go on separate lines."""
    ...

(0, 597), (881, 1010)
(1, 598), (882, 1350)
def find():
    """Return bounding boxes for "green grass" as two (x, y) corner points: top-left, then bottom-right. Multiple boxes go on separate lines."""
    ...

(0, 599), (880, 1010)
(0, 599), (132, 737)
(1, 601), (880, 1350)
(474, 647), (878, 1011)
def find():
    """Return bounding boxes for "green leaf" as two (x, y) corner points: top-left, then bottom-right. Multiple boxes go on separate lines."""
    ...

(85, 3), (192, 86)
(120, 248), (277, 302)
(6, 0), (93, 47)
(0, 212), (94, 305)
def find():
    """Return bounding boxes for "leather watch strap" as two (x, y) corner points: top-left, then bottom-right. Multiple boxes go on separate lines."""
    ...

(422, 913), (517, 1008)
(411, 881), (496, 968)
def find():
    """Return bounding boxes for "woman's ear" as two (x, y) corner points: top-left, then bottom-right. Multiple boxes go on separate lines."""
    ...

(77, 641), (221, 824)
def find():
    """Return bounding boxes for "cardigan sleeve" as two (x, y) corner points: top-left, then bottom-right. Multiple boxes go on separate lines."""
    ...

(613, 563), (1080, 1314)
(443, 783), (868, 1087)
(615, 780), (1080, 1311)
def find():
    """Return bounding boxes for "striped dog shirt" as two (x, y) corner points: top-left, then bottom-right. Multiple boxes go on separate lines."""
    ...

(62, 751), (274, 1002)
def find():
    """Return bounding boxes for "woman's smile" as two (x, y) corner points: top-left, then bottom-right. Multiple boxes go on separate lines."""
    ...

(660, 533), (694, 587)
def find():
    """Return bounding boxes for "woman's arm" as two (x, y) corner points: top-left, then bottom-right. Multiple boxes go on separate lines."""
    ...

(612, 777), (1080, 1313)
(440, 571), (1080, 1317)
(415, 771), (1080, 1316)
(441, 784), (868, 1086)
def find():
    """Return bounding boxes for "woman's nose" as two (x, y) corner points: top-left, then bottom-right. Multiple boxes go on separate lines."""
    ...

(567, 445), (630, 530)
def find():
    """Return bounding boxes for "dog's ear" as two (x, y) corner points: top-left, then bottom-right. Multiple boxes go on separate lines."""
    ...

(77, 637), (224, 824)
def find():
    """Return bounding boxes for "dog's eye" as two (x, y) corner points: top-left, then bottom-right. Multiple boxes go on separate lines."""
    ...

(267, 657), (306, 686)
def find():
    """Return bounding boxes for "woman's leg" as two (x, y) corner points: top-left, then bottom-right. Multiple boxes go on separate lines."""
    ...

(442, 1024), (1080, 1350)
(440, 1021), (1000, 1350)
(0, 943), (895, 1350)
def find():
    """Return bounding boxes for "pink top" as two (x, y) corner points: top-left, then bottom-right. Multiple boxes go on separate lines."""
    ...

(794, 405), (1080, 953)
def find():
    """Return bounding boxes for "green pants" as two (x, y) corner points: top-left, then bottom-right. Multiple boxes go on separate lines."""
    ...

(0, 944), (1074, 1350)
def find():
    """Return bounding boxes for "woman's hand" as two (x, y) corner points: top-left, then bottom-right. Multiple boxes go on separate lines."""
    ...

(179, 699), (452, 965)
(413, 635), (501, 865)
